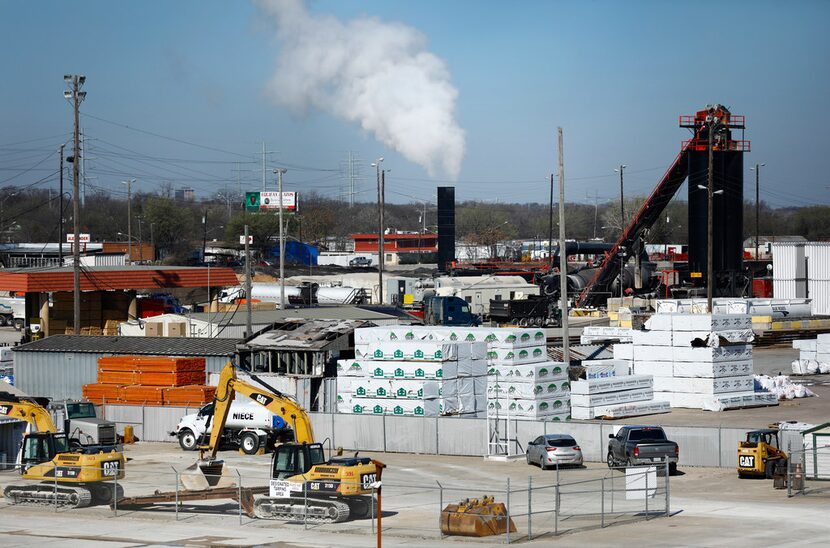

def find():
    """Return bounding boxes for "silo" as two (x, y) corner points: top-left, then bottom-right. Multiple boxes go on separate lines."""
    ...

(682, 105), (749, 295)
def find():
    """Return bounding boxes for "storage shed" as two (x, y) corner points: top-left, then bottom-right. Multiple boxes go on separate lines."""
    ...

(12, 336), (239, 400)
(802, 422), (830, 478)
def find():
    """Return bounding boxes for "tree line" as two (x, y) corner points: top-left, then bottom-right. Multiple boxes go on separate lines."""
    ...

(0, 185), (826, 262)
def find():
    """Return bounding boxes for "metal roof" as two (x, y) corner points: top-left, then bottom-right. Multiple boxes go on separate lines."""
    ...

(0, 266), (239, 292)
(189, 306), (415, 325)
(242, 319), (367, 351)
(13, 335), (240, 356)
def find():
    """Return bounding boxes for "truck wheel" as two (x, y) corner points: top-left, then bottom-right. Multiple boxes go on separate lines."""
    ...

(607, 452), (616, 469)
(0, 316), (7, 327)
(178, 429), (198, 451)
(13, 318), (23, 331)
(669, 462), (678, 475)
(240, 432), (260, 455)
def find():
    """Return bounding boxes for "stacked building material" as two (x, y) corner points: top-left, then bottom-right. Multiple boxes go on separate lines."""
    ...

(580, 326), (634, 344)
(82, 356), (214, 406)
(569, 374), (669, 419)
(337, 327), (488, 416)
(632, 314), (778, 410)
(791, 335), (830, 375)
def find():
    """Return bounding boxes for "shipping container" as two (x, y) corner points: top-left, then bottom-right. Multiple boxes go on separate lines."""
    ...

(806, 243), (830, 316)
(772, 242), (807, 299)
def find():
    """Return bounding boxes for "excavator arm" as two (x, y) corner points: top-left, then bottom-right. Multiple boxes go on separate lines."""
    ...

(0, 393), (58, 433)
(199, 362), (315, 462)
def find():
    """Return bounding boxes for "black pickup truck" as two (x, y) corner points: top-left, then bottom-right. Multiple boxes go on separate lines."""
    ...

(607, 425), (679, 474)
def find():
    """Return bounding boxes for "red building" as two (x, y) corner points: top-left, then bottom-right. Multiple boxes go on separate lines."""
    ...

(352, 232), (437, 265)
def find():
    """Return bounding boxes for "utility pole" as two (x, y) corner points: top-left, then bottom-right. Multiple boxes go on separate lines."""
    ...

(372, 158), (385, 304)
(64, 74), (86, 336)
(752, 163), (765, 260)
(274, 168), (287, 308)
(557, 128), (570, 364)
(202, 210), (208, 263)
(59, 144), (65, 263)
(244, 224), (252, 337)
(548, 173), (554, 267)
(707, 117), (716, 313)
(122, 178), (134, 265)
(259, 142), (276, 192)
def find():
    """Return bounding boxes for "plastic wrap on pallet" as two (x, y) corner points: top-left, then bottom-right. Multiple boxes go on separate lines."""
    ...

(487, 380), (570, 399)
(632, 329), (673, 347)
(673, 345), (753, 363)
(338, 377), (431, 399)
(671, 329), (755, 348)
(487, 361), (568, 382)
(653, 390), (778, 410)
(422, 326), (546, 347)
(570, 375), (653, 395)
(571, 400), (671, 420)
(792, 339), (817, 351)
(443, 358), (488, 379)
(673, 360), (754, 378)
(643, 314), (674, 331)
(487, 346), (547, 365)
(652, 375), (755, 394)
(487, 396), (571, 418)
(671, 314), (752, 332)
(613, 343), (633, 361)
(632, 345), (674, 362)
(582, 359), (630, 379)
(631, 361), (674, 377)
(350, 360), (443, 379)
(569, 388), (653, 408)
(354, 341), (487, 361)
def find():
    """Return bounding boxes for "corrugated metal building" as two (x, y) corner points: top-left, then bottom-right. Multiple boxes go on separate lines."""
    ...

(773, 242), (830, 316)
(118, 306), (415, 339)
(806, 243), (830, 316)
(0, 417), (25, 468)
(12, 336), (239, 400)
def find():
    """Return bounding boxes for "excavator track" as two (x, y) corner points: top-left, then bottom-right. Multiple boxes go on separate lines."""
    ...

(253, 496), (351, 523)
(4, 482), (93, 508)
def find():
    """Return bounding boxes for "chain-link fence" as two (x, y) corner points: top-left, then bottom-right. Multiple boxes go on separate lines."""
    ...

(788, 444), (830, 498)
(0, 459), (672, 543)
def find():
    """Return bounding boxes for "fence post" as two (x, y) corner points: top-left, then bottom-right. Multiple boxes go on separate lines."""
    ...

(113, 471), (118, 517)
(304, 480), (309, 530)
(53, 463), (58, 512)
(382, 414), (387, 453)
(506, 477), (511, 545)
(437, 481), (443, 540)
(787, 456), (792, 497)
(173, 466), (179, 521)
(236, 469), (243, 526)
(601, 477), (605, 528)
(644, 467), (649, 520)
(527, 475), (532, 541)
(665, 459), (670, 516)
(718, 424), (722, 468)
(370, 482), (374, 535)
(554, 478), (559, 536)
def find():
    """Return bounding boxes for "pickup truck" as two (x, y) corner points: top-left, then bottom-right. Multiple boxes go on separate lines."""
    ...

(607, 425), (678, 474)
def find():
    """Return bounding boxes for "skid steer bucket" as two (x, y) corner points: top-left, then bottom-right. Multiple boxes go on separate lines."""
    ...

(180, 459), (235, 491)
(440, 496), (517, 537)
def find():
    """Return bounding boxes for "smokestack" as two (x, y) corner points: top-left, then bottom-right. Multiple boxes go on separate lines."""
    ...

(437, 187), (455, 272)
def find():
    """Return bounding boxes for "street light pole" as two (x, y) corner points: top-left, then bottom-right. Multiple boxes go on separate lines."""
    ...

(614, 164), (627, 296)
(706, 116), (717, 312)
(59, 144), (65, 262)
(274, 168), (287, 309)
(557, 128), (570, 364)
(122, 178), (135, 265)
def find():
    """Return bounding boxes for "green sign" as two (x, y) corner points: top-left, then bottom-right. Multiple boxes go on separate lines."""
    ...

(245, 192), (261, 211)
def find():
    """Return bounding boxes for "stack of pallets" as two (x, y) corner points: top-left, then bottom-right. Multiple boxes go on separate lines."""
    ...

(83, 356), (214, 406)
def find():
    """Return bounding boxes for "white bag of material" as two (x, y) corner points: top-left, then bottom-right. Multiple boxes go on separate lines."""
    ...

(819, 361), (830, 374)
(791, 360), (808, 375)
(808, 360), (820, 374)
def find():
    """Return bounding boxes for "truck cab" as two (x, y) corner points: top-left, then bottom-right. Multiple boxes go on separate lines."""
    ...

(423, 296), (481, 326)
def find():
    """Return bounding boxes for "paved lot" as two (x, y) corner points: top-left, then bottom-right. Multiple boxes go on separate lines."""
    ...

(1, 442), (828, 547)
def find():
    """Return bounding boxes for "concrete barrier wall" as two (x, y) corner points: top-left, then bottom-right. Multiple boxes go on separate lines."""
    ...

(101, 405), (756, 469)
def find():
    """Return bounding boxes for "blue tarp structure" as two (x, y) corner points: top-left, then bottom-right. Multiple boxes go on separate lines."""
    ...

(270, 241), (318, 266)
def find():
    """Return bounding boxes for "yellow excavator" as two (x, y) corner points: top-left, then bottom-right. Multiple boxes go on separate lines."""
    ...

(187, 362), (385, 523)
(0, 391), (126, 508)
(737, 427), (788, 479)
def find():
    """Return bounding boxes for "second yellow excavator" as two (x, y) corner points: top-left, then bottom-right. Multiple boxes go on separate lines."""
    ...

(188, 362), (385, 523)
(0, 391), (126, 508)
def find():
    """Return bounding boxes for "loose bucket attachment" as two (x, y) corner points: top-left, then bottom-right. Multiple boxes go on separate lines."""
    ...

(180, 459), (235, 491)
(440, 496), (517, 537)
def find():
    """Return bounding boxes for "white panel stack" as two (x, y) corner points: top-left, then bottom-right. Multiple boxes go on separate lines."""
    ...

(337, 327), (489, 417)
(569, 374), (669, 420)
(791, 335), (830, 375)
(636, 313), (778, 410)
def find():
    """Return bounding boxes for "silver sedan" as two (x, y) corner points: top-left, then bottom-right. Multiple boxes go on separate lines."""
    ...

(526, 434), (583, 469)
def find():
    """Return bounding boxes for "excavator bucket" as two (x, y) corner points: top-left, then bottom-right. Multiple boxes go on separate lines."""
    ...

(440, 496), (517, 537)
(180, 459), (235, 491)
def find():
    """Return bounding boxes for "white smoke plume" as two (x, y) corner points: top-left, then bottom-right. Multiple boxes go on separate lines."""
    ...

(256, 0), (466, 179)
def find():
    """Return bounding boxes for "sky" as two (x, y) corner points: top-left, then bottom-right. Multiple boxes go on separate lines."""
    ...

(1, 0), (829, 209)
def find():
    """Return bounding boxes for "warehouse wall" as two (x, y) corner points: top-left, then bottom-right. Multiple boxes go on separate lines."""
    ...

(105, 405), (764, 469)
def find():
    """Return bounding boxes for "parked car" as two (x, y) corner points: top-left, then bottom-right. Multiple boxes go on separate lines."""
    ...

(526, 434), (583, 469)
(607, 425), (678, 474)
(349, 256), (372, 267)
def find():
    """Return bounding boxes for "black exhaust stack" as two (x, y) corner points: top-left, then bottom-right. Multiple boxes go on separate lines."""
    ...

(437, 187), (455, 272)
